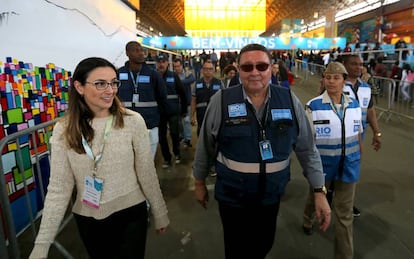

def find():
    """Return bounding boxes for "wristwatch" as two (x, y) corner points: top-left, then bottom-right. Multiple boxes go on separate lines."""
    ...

(375, 132), (382, 137)
(313, 186), (327, 195)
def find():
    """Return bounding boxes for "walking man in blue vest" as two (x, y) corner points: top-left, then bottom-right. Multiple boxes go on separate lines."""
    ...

(193, 44), (331, 259)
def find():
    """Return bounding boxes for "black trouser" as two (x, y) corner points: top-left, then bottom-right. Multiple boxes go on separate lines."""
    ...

(218, 202), (280, 259)
(74, 202), (148, 259)
(159, 114), (181, 161)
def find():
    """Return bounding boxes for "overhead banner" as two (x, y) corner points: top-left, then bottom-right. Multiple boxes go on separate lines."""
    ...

(139, 37), (346, 50)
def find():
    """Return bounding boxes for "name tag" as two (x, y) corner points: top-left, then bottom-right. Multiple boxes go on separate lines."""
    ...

(119, 73), (128, 80)
(228, 103), (247, 117)
(82, 176), (104, 209)
(138, 76), (150, 83)
(213, 84), (221, 90)
(166, 77), (174, 83)
(271, 109), (292, 120)
(196, 83), (203, 89)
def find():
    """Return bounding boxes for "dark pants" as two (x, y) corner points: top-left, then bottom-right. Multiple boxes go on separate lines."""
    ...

(218, 202), (280, 259)
(74, 202), (148, 259)
(159, 114), (181, 162)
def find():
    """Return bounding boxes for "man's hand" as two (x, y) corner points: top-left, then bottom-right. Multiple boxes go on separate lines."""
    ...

(194, 180), (209, 209)
(314, 193), (331, 232)
(372, 135), (381, 151)
(191, 116), (197, 126)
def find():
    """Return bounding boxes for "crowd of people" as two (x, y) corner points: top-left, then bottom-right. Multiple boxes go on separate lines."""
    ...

(31, 40), (414, 259)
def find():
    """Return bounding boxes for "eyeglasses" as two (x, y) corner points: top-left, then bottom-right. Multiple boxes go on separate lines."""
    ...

(239, 63), (270, 72)
(203, 67), (214, 71)
(85, 80), (121, 90)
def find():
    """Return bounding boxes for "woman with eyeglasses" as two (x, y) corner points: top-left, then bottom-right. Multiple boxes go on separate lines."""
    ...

(193, 44), (331, 259)
(29, 57), (169, 259)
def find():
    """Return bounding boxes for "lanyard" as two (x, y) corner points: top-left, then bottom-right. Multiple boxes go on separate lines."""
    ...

(130, 71), (140, 93)
(247, 98), (270, 141)
(330, 95), (345, 120)
(82, 115), (113, 172)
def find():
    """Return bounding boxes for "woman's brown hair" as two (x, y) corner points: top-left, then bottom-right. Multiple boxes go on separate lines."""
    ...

(64, 57), (126, 154)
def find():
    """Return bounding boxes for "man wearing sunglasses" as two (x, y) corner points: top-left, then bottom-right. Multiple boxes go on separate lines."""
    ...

(193, 43), (331, 259)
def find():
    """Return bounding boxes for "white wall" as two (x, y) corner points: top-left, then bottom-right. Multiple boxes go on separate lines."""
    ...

(0, 0), (137, 71)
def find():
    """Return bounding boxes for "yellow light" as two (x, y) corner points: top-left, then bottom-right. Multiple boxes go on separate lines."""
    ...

(184, 0), (265, 37)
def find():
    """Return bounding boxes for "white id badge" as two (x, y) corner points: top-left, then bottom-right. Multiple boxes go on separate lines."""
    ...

(259, 140), (274, 160)
(82, 176), (104, 209)
(132, 94), (139, 104)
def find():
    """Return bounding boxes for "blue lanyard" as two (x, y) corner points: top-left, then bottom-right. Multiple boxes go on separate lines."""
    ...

(330, 95), (345, 120)
(82, 115), (113, 172)
(130, 71), (140, 93)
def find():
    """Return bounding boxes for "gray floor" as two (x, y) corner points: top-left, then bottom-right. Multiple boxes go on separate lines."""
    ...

(18, 70), (414, 259)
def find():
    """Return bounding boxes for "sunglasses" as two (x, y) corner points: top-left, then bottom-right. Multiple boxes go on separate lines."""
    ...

(239, 62), (270, 72)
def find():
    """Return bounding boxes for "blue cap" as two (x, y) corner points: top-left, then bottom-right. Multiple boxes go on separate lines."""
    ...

(156, 54), (168, 61)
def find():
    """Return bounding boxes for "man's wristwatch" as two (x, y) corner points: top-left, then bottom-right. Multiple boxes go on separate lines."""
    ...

(313, 186), (327, 195)
(375, 132), (382, 137)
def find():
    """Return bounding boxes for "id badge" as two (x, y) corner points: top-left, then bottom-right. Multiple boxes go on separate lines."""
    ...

(259, 140), (274, 160)
(82, 176), (104, 209)
(132, 94), (139, 104)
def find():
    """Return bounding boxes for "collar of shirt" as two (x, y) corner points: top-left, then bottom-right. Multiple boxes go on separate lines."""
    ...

(242, 85), (271, 119)
(321, 90), (353, 109)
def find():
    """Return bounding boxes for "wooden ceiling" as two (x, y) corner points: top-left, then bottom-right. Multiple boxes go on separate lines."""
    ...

(136, 0), (370, 36)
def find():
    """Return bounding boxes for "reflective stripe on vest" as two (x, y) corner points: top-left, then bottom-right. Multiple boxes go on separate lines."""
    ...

(123, 101), (158, 108)
(167, 94), (178, 99)
(216, 152), (290, 173)
(196, 102), (208, 108)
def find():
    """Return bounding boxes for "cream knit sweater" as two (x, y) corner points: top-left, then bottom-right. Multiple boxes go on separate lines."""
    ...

(29, 109), (169, 258)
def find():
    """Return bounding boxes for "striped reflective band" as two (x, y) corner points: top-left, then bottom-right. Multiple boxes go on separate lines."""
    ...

(167, 94), (178, 99)
(196, 102), (208, 108)
(216, 152), (290, 173)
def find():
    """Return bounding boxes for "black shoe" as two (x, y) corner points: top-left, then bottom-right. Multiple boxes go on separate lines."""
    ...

(302, 225), (313, 235)
(183, 140), (192, 148)
(353, 207), (361, 217)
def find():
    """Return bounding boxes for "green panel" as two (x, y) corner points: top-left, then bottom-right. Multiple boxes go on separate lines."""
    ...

(13, 167), (33, 185)
(6, 108), (23, 124)
(21, 145), (32, 170)
(15, 95), (22, 108)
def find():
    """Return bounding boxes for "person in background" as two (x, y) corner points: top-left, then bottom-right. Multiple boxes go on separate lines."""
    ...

(342, 54), (382, 217)
(343, 42), (352, 53)
(190, 60), (223, 136)
(29, 57), (169, 259)
(193, 44), (331, 259)
(277, 60), (291, 88)
(394, 38), (408, 61)
(390, 60), (402, 101)
(155, 54), (187, 168)
(193, 51), (202, 80)
(222, 64), (237, 88)
(173, 58), (196, 148)
(302, 62), (362, 259)
(117, 41), (168, 159)
(271, 62), (280, 84)
(210, 49), (219, 72)
(400, 63), (413, 102)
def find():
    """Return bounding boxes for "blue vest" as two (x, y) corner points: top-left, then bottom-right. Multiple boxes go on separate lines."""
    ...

(163, 71), (180, 115)
(215, 85), (298, 207)
(307, 95), (362, 182)
(194, 77), (222, 125)
(117, 63), (164, 129)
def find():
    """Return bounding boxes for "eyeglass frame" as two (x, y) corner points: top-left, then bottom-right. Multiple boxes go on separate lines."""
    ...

(85, 80), (121, 90)
(239, 62), (270, 72)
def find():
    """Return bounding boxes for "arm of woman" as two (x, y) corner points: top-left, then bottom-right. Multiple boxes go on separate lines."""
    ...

(29, 122), (75, 259)
(131, 113), (169, 232)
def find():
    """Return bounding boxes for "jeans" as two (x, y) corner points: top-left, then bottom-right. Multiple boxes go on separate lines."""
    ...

(182, 106), (192, 142)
